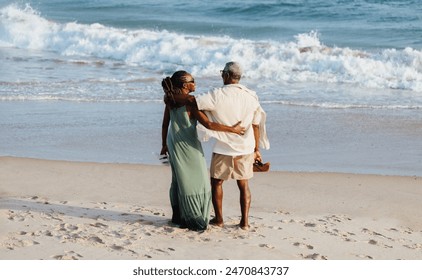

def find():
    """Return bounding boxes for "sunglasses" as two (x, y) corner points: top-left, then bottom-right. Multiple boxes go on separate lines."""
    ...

(185, 79), (195, 83)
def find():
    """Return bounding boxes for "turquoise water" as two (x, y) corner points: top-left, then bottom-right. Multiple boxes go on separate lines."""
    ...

(1, 0), (422, 175)
(7, 0), (422, 49)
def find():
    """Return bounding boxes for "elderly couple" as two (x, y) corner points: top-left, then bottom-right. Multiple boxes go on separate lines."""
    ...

(160, 62), (269, 231)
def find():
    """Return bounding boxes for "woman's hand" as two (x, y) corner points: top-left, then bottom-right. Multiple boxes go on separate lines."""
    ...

(160, 145), (168, 155)
(232, 121), (246, 135)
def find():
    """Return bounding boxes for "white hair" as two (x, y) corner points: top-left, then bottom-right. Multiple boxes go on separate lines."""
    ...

(223, 62), (242, 79)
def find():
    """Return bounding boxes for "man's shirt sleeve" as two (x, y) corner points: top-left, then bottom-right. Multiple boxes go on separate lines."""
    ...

(196, 89), (218, 111)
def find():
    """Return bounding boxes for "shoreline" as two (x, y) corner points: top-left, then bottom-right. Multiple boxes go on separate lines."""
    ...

(1, 156), (421, 260)
(2, 100), (422, 177)
(3, 154), (422, 177)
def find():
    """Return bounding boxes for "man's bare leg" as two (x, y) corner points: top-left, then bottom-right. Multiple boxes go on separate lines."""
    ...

(237, 179), (251, 230)
(210, 177), (224, 227)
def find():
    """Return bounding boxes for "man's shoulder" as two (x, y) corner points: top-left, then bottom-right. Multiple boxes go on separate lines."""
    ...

(233, 84), (259, 101)
(195, 87), (223, 108)
(197, 84), (259, 103)
(223, 83), (255, 93)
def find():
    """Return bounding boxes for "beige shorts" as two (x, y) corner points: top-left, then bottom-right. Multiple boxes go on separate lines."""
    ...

(210, 153), (254, 180)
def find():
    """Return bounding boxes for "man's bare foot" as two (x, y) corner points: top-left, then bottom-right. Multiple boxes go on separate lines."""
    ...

(239, 219), (250, 230)
(209, 217), (224, 227)
(239, 223), (250, 230)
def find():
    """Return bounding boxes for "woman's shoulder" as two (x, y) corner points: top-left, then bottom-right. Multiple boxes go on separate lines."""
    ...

(169, 104), (187, 111)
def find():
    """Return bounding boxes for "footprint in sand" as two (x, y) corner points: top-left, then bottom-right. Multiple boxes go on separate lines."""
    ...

(274, 209), (290, 215)
(108, 230), (124, 238)
(403, 243), (422, 250)
(41, 212), (63, 222)
(280, 218), (296, 224)
(21, 239), (40, 247)
(259, 243), (275, 249)
(64, 224), (79, 231)
(356, 254), (374, 259)
(368, 239), (393, 249)
(7, 210), (26, 222)
(401, 228), (413, 235)
(32, 229), (54, 237)
(51, 251), (83, 260)
(42, 230), (54, 237)
(327, 214), (351, 223)
(129, 207), (145, 213)
(110, 244), (125, 251)
(362, 228), (393, 240)
(317, 214), (352, 226)
(134, 219), (154, 225)
(154, 248), (172, 256)
(5, 238), (40, 250)
(293, 242), (314, 250)
(300, 253), (327, 260)
(368, 239), (378, 245)
(304, 222), (317, 228)
(90, 222), (108, 228)
(270, 226), (283, 230)
(328, 229), (357, 242)
(87, 236), (104, 244)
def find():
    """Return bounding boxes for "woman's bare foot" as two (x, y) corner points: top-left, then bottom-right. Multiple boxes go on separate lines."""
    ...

(209, 217), (224, 227)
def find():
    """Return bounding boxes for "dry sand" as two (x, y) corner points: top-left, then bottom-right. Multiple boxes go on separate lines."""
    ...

(1, 156), (421, 260)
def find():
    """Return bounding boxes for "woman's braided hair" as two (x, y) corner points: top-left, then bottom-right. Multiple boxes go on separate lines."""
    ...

(162, 70), (191, 107)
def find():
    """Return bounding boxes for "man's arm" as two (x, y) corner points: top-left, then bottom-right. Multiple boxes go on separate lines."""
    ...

(252, 124), (262, 162)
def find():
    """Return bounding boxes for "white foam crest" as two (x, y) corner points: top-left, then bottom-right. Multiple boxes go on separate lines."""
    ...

(2, 4), (422, 92)
(261, 100), (422, 110)
(0, 4), (60, 49)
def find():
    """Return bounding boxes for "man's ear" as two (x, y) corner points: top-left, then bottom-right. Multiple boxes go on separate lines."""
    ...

(222, 72), (229, 82)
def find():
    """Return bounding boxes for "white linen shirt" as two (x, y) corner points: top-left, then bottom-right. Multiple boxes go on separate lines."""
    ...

(196, 84), (262, 156)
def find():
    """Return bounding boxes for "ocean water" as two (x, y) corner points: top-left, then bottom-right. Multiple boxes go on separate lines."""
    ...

(1, 0), (422, 176)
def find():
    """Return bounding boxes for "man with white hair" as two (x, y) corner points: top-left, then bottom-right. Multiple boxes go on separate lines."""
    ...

(168, 61), (267, 230)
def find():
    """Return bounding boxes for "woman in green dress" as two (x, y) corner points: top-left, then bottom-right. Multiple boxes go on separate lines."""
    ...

(160, 70), (245, 231)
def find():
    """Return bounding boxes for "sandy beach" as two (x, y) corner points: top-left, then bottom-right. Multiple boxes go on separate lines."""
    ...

(1, 156), (421, 260)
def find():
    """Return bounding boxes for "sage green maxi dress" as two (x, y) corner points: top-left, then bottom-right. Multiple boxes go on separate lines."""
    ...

(167, 105), (211, 231)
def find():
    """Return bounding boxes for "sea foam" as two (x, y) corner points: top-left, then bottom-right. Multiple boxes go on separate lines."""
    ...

(1, 4), (422, 97)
